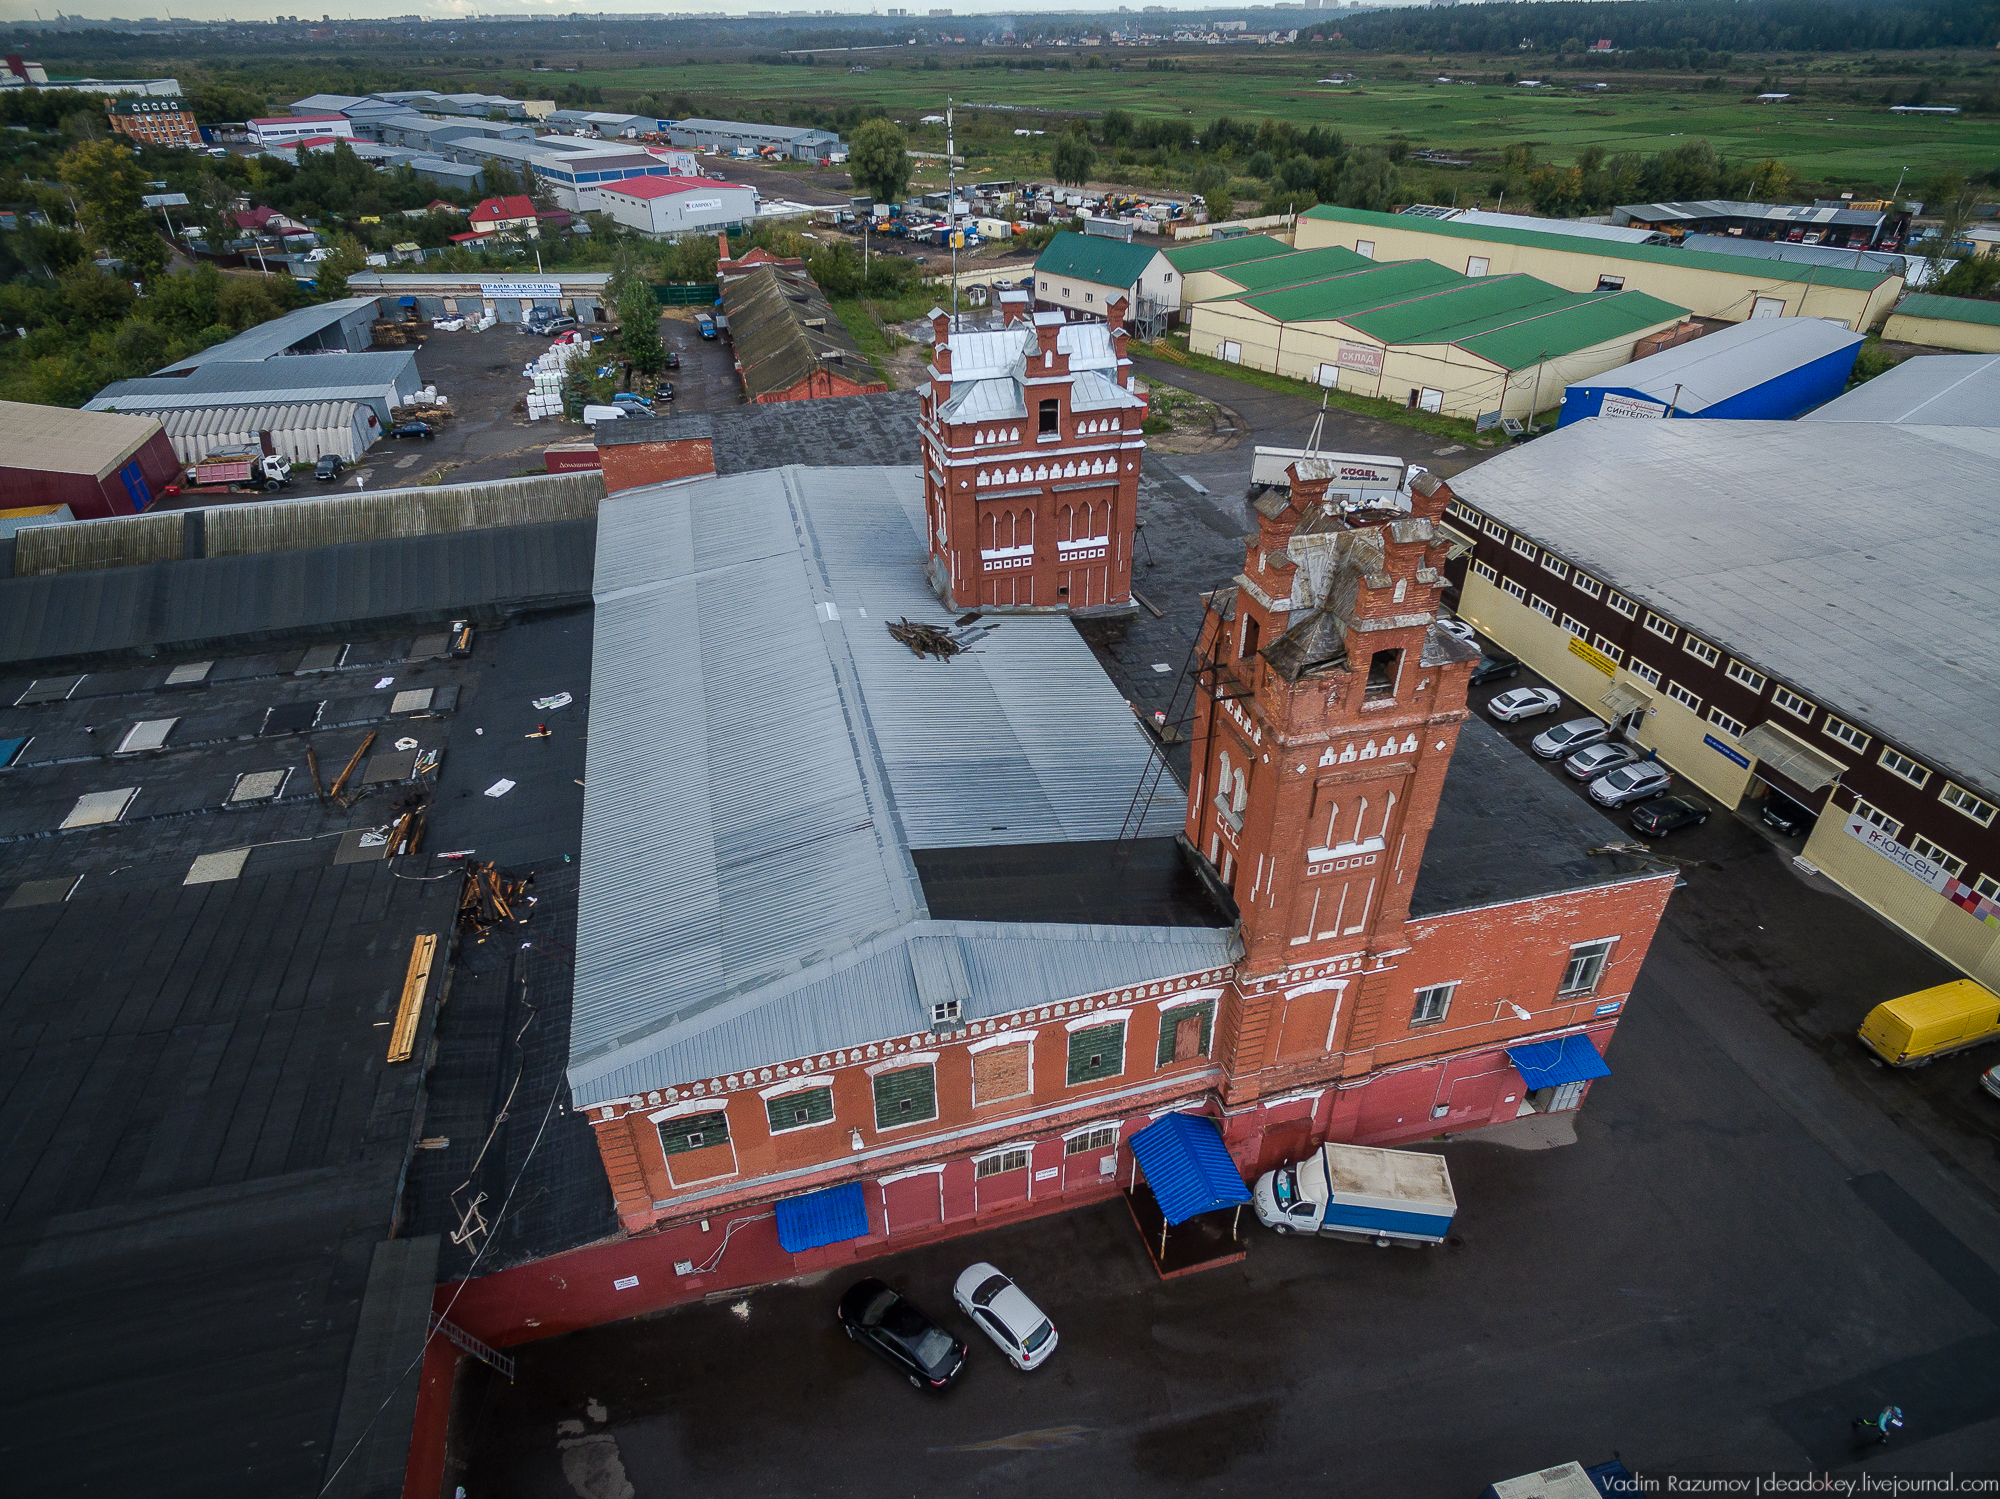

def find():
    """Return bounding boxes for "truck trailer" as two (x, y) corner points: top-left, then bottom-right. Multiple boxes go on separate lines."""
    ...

(1251, 1140), (1457, 1247)
(177, 446), (293, 495)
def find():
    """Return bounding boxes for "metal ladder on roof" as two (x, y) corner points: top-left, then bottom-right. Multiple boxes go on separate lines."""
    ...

(430, 1312), (516, 1382)
(1116, 589), (1234, 842)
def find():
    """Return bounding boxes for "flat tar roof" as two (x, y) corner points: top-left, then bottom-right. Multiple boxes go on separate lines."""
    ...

(1804, 353), (2000, 426)
(1444, 419), (2000, 796)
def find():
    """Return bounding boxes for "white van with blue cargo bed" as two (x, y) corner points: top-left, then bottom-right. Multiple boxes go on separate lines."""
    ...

(1252, 1141), (1456, 1247)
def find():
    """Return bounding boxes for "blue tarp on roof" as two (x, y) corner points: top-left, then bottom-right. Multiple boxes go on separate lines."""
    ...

(0, 736), (27, 768)
(398, 296), (417, 307)
(1128, 1112), (1251, 1226)
(1507, 1035), (1612, 1090)
(774, 1181), (870, 1253)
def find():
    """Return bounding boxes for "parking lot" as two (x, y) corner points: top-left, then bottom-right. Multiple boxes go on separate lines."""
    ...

(451, 592), (2000, 1496)
(318, 309), (742, 493)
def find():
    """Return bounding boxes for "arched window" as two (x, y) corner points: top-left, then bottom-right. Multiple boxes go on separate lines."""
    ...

(1059, 503), (1075, 542)
(982, 510), (997, 551)
(1232, 767), (1248, 813)
(1321, 799), (1341, 849)
(1352, 797), (1369, 844)
(1378, 791), (1397, 840)
(1019, 508), (1033, 546)
(1218, 749), (1232, 798)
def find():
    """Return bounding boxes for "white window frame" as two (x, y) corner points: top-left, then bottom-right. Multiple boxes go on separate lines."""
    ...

(1643, 611), (1678, 644)
(1707, 706), (1745, 738)
(1682, 635), (1720, 668)
(1483, 517), (1509, 542)
(1511, 534), (1538, 560)
(1472, 558), (1498, 583)
(1909, 834), (1965, 876)
(1410, 982), (1456, 1026)
(1823, 715), (1870, 753)
(1530, 595), (1557, 621)
(1540, 554), (1569, 581)
(1628, 659), (1661, 687)
(1561, 614), (1588, 638)
(929, 998), (963, 1026)
(973, 1144), (1032, 1179)
(1501, 576), (1527, 602)
(1940, 782), (1998, 828)
(1064, 1123), (1119, 1155)
(1725, 660), (1767, 693)
(1559, 938), (1615, 996)
(1607, 592), (1638, 619)
(1664, 680), (1701, 711)
(1878, 746), (1931, 789)
(1850, 798), (1902, 838)
(1591, 635), (1623, 664)
(1770, 685), (1814, 723)
(1572, 572), (1603, 599)
(1975, 873), (2000, 901)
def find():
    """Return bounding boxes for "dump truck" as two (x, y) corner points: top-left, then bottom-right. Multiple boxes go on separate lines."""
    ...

(1251, 1140), (1457, 1247)
(181, 446), (292, 494)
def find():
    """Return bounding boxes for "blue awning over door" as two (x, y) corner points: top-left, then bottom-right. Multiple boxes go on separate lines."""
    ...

(774, 1181), (870, 1253)
(1507, 1035), (1612, 1090)
(1127, 1112), (1252, 1226)
(397, 296), (416, 306)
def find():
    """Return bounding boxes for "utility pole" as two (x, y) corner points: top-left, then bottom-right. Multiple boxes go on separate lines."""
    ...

(947, 96), (958, 326)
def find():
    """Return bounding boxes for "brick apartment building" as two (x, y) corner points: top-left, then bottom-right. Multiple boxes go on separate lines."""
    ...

(107, 94), (200, 150)
(920, 297), (1147, 612)
(455, 451), (1675, 1338)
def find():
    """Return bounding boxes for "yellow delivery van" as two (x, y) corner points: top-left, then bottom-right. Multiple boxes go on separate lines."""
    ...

(1857, 980), (2000, 1066)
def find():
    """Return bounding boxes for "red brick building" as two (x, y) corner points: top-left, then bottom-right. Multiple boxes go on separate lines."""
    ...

(440, 456), (1676, 1342)
(920, 297), (1146, 612)
(106, 94), (200, 150)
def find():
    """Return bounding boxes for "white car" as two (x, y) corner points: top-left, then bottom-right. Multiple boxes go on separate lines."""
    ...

(1487, 686), (1563, 723)
(952, 1263), (1058, 1371)
(1530, 716), (1608, 760)
(1563, 741), (1641, 781)
(1587, 760), (1674, 807)
(1435, 617), (1478, 648)
(1981, 1065), (2000, 1101)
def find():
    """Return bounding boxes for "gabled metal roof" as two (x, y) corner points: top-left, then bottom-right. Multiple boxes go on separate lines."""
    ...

(1804, 353), (2000, 425)
(1566, 316), (1863, 413)
(568, 465), (1220, 1105)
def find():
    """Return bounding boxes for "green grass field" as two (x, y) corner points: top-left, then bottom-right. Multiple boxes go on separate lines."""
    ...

(536, 57), (1999, 195)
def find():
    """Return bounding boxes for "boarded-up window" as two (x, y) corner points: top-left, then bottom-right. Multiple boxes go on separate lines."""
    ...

(1157, 1002), (1215, 1067)
(1067, 1022), (1125, 1086)
(765, 1087), (834, 1134)
(873, 1065), (938, 1130)
(658, 1110), (730, 1156)
(972, 1044), (1030, 1105)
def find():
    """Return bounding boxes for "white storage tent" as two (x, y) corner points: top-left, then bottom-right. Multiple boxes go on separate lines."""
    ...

(144, 402), (382, 466)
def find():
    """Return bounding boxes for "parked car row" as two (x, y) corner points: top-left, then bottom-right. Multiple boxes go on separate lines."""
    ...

(838, 1262), (1057, 1392)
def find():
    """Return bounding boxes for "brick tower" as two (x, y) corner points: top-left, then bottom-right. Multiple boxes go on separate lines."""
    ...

(1185, 463), (1482, 1101)
(919, 296), (1146, 612)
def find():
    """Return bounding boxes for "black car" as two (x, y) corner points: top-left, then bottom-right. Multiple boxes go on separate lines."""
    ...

(1760, 794), (1815, 838)
(390, 421), (435, 440)
(1469, 652), (1521, 686)
(836, 1278), (968, 1391)
(313, 453), (344, 481)
(655, 381), (675, 401)
(664, 350), (681, 370)
(1630, 795), (1709, 836)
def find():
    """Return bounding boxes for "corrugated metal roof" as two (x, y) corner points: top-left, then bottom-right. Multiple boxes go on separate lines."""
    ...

(1804, 353), (2000, 425)
(1127, 1113), (1251, 1225)
(146, 400), (360, 438)
(568, 464), (1219, 1105)
(1209, 244), (1375, 295)
(0, 399), (163, 479)
(1032, 229), (1161, 292)
(720, 263), (878, 400)
(1445, 209), (1661, 245)
(1232, 259), (1463, 322)
(1566, 317), (1864, 413)
(1893, 293), (2000, 330)
(1162, 233), (1294, 273)
(1302, 204), (1896, 293)
(159, 298), (382, 370)
(84, 352), (418, 411)
(1680, 233), (1911, 279)
(1445, 420), (2000, 797)
(1450, 290), (1688, 371)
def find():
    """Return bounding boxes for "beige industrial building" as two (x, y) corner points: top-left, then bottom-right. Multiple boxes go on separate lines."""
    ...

(1171, 242), (1374, 305)
(1185, 258), (1689, 421)
(1438, 418), (2000, 989)
(1294, 206), (1903, 332)
(1881, 294), (2000, 353)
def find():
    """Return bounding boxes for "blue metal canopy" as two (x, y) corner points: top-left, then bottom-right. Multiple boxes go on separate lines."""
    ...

(397, 296), (417, 307)
(774, 1181), (870, 1253)
(1128, 1112), (1251, 1226)
(1507, 1035), (1612, 1091)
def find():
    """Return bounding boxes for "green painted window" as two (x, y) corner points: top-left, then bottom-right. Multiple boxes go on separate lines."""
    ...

(765, 1086), (834, 1134)
(658, 1110), (730, 1157)
(1157, 1002), (1215, 1067)
(1067, 1021), (1126, 1086)
(873, 1065), (938, 1130)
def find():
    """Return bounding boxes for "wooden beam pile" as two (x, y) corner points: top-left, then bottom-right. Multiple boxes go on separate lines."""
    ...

(887, 617), (961, 661)
(457, 861), (533, 941)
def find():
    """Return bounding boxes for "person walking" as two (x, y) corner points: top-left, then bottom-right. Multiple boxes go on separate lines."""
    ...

(1851, 1405), (1903, 1445)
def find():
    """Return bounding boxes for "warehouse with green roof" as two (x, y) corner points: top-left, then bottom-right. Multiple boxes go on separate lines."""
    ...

(1170, 242), (1377, 305)
(1294, 204), (1904, 332)
(1186, 258), (1691, 421)
(1882, 293), (2000, 354)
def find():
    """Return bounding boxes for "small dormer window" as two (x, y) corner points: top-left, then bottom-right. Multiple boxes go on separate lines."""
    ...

(930, 999), (962, 1026)
(1039, 398), (1059, 435)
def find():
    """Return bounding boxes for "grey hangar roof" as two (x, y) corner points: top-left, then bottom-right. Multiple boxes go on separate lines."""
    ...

(1445, 419), (2000, 797)
(1804, 353), (2000, 426)
(156, 296), (382, 370)
(84, 351), (418, 412)
(568, 463), (1227, 1107)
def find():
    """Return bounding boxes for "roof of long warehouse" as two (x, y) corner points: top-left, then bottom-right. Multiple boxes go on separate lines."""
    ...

(568, 463), (1229, 1107)
(1679, 233), (1913, 279)
(1300, 204), (1899, 293)
(1891, 293), (2000, 328)
(1616, 199), (1887, 229)
(85, 351), (418, 411)
(1566, 316), (1863, 412)
(1406, 205), (1663, 245)
(157, 296), (382, 370)
(348, 270), (610, 293)
(1804, 353), (2000, 425)
(719, 262), (874, 400)
(1201, 243), (1376, 295)
(1444, 419), (2000, 795)
(0, 399), (163, 478)
(1161, 233), (1294, 274)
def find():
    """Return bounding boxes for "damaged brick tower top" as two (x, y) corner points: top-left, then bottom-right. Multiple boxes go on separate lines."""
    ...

(919, 296), (1147, 613)
(1187, 461), (1484, 1094)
